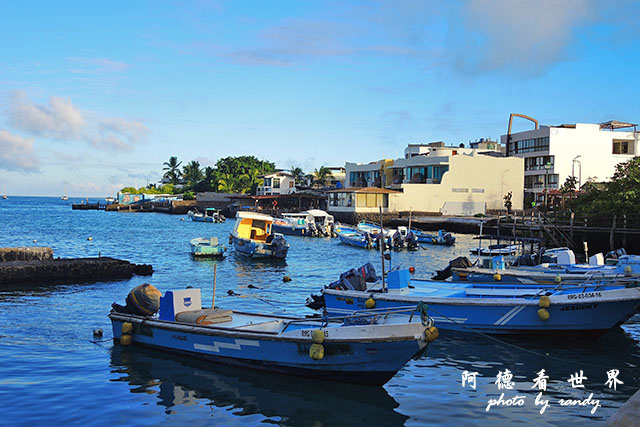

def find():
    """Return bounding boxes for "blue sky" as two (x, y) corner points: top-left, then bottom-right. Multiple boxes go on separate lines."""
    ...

(1, 0), (639, 196)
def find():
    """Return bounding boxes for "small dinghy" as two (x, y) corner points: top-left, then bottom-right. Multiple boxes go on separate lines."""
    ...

(110, 286), (437, 385)
(190, 237), (226, 258)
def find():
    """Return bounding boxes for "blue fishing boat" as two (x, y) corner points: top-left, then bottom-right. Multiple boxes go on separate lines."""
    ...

(452, 251), (640, 285)
(336, 225), (375, 249)
(190, 237), (226, 258)
(272, 216), (308, 236)
(188, 208), (225, 223)
(310, 266), (640, 335)
(230, 211), (289, 259)
(402, 228), (455, 246)
(109, 287), (437, 386)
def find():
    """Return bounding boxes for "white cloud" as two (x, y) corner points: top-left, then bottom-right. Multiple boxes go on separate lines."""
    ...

(451, 0), (597, 75)
(7, 90), (86, 139)
(90, 117), (150, 151)
(5, 91), (149, 152)
(0, 129), (40, 172)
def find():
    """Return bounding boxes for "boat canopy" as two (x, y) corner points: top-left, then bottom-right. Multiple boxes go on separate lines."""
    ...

(234, 212), (273, 242)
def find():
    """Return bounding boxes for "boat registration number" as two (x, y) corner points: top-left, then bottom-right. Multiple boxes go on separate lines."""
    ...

(567, 292), (601, 300)
(301, 329), (328, 338)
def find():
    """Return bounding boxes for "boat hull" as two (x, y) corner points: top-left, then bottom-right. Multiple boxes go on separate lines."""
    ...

(109, 313), (427, 385)
(322, 287), (640, 335)
(232, 236), (288, 259)
(272, 223), (307, 236)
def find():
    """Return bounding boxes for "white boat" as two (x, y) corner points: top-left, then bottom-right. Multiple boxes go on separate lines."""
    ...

(470, 244), (519, 256)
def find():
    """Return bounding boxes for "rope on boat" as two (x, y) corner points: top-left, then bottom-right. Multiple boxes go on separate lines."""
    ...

(424, 304), (637, 373)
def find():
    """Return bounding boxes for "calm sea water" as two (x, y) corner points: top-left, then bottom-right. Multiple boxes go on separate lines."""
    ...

(0, 196), (638, 426)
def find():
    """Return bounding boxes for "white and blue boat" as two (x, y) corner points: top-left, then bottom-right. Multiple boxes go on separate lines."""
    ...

(336, 225), (375, 249)
(230, 211), (289, 259)
(188, 208), (225, 223)
(452, 251), (640, 285)
(190, 237), (226, 258)
(109, 287), (436, 386)
(403, 228), (455, 246)
(311, 267), (640, 335)
(273, 216), (308, 236)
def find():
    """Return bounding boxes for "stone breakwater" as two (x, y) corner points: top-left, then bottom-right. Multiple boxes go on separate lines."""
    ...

(0, 247), (153, 287)
(0, 247), (53, 262)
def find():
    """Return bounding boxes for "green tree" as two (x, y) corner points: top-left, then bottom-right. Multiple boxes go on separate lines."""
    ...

(312, 166), (333, 188)
(217, 173), (241, 193)
(290, 166), (305, 184)
(163, 156), (182, 185)
(182, 160), (203, 184)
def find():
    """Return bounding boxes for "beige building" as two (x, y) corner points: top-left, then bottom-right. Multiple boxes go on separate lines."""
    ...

(330, 144), (523, 216)
(257, 171), (296, 196)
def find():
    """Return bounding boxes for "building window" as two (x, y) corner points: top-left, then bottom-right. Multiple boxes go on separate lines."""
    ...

(289, 181), (294, 188)
(451, 188), (469, 193)
(273, 178), (280, 189)
(509, 136), (550, 154)
(471, 188), (485, 193)
(613, 140), (631, 154)
(264, 178), (272, 187)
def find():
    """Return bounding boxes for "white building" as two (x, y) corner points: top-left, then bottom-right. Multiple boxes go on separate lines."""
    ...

(256, 171), (296, 196)
(334, 144), (523, 216)
(501, 120), (638, 203)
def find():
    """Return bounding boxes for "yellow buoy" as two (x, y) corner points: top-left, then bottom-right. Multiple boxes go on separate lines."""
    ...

(493, 273), (501, 281)
(121, 322), (133, 335)
(88, 237), (93, 241)
(425, 326), (439, 342)
(539, 295), (550, 308)
(554, 275), (562, 283)
(537, 308), (550, 321)
(120, 334), (132, 346)
(365, 298), (376, 309)
(625, 265), (632, 275)
(309, 343), (324, 360)
(283, 276), (292, 283)
(312, 329), (325, 344)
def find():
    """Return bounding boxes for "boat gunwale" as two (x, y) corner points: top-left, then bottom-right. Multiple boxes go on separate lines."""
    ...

(109, 311), (426, 343)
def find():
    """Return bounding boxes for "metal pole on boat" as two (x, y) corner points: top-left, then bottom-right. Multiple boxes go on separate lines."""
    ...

(212, 264), (217, 309)
(408, 207), (412, 232)
(478, 221), (483, 258)
(379, 206), (386, 292)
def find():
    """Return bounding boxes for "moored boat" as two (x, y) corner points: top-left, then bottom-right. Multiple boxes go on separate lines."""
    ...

(230, 211), (289, 259)
(109, 287), (437, 385)
(188, 208), (225, 223)
(190, 237), (226, 258)
(273, 216), (308, 236)
(470, 243), (518, 256)
(399, 228), (455, 246)
(309, 265), (640, 335)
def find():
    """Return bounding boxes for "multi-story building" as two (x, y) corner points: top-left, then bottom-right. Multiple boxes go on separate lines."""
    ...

(331, 143), (523, 216)
(256, 171), (295, 196)
(502, 120), (638, 204)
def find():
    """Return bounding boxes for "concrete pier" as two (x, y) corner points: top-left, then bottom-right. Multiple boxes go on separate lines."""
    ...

(0, 247), (153, 288)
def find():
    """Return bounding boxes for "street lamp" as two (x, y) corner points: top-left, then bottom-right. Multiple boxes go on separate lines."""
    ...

(572, 155), (582, 190)
(544, 162), (552, 214)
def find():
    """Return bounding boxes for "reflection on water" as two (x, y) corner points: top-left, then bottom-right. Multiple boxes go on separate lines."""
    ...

(110, 345), (408, 426)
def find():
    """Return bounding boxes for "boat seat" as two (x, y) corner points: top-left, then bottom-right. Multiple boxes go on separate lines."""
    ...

(210, 237), (219, 246)
(175, 308), (233, 325)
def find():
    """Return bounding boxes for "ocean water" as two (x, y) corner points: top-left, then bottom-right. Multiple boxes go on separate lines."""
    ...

(0, 196), (638, 426)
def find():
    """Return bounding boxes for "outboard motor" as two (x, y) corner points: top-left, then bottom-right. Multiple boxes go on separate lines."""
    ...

(271, 234), (289, 258)
(432, 256), (473, 280)
(308, 221), (318, 237)
(317, 222), (328, 237)
(405, 231), (419, 250)
(305, 263), (378, 310)
(364, 232), (374, 249)
(392, 230), (404, 249)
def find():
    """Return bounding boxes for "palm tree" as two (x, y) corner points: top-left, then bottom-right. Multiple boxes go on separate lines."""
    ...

(217, 173), (241, 193)
(312, 166), (333, 188)
(290, 166), (305, 184)
(163, 156), (182, 185)
(240, 168), (263, 195)
(182, 160), (203, 184)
